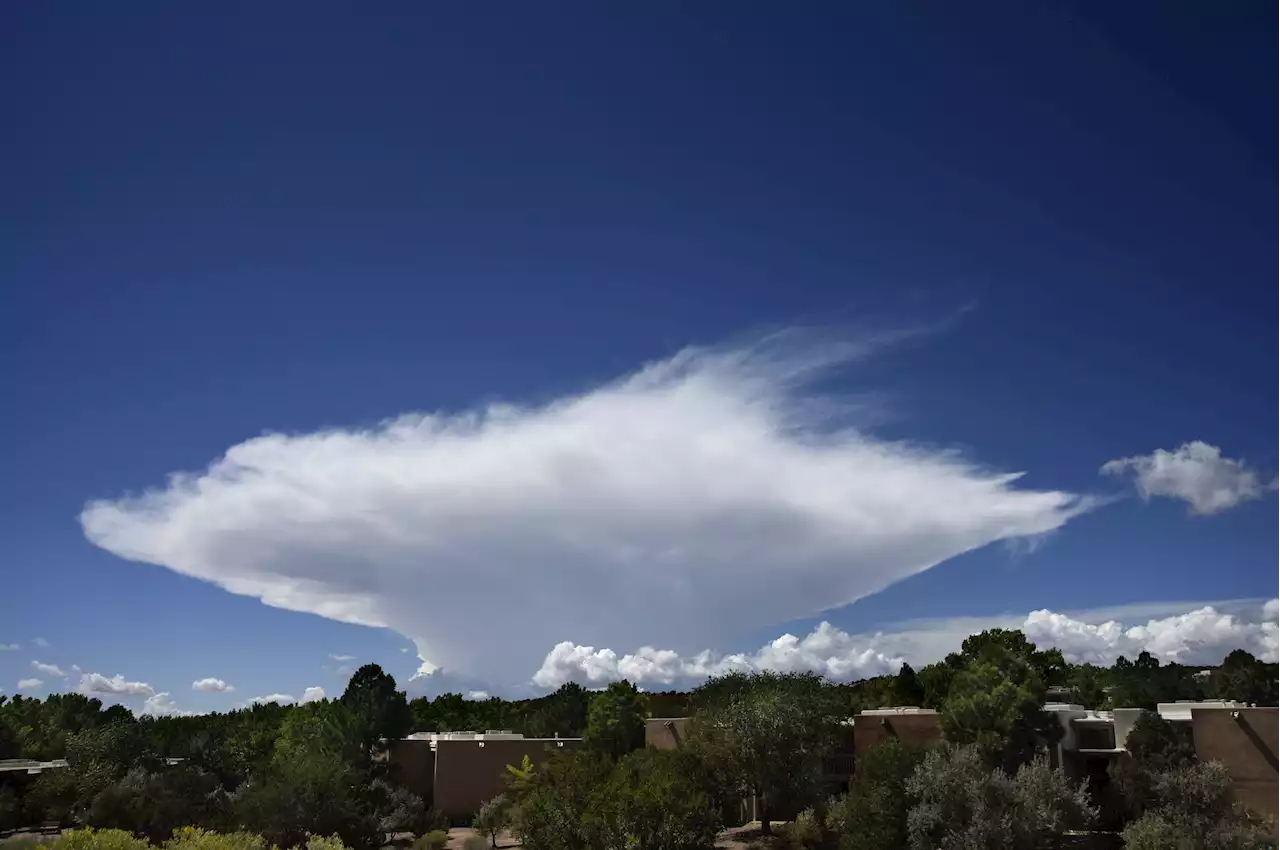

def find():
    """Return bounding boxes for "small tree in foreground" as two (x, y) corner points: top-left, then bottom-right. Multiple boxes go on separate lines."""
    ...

(687, 672), (844, 836)
(473, 794), (510, 848)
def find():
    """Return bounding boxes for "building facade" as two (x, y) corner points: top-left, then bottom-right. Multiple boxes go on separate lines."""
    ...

(387, 731), (581, 821)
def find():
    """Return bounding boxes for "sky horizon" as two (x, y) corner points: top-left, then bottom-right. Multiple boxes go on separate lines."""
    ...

(3, 2), (1276, 714)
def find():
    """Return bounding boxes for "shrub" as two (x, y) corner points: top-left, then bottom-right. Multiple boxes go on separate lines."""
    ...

(162, 827), (270, 850)
(904, 745), (1093, 850)
(50, 829), (151, 850)
(773, 807), (827, 850)
(370, 779), (429, 836)
(302, 837), (350, 850)
(1119, 761), (1277, 850)
(825, 740), (925, 850)
(231, 751), (379, 850)
(24, 768), (80, 826)
(411, 831), (448, 850)
(87, 767), (226, 842)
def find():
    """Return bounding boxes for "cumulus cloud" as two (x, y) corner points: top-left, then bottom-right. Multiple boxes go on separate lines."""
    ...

(246, 693), (296, 705)
(80, 331), (1092, 685)
(1025, 599), (1279, 665)
(0, 643), (18, 651)
(533, 598), (1279, 689)
(534, 620), (905, 688)
(17, 678), (43, 690)
(329, 654), (355, 662)
(466, 690), (490, 700)
(78, 672), (155, 698)
(33, 638), (50, 648)
(1101, 441), (1275, 515)
(301, 686), (326, 703)
(143, 692), (193, 716)
(31, 661), (65, 677)
(191, 677), (235, 693)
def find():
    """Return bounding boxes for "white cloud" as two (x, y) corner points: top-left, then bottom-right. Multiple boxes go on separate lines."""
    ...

(1024, 599), (1279, 666)
(77, 672), (155, 698)
(31, 661), (65, 677)
(328, 654), (355, 661)
(17, 678), (43, 690)
(300, 686), (326, 703)
(466, 690), (490, 700)
(246, 693), (296, 705)
(1101, 441), (1275, 515)
(79, 332), (1093, 686)
(142, 692), (193, 716)
(533, 620), (905, 688)
(71, 664), (82, 673)
(533, 598), (1279, 689)
(33, 638), (50, 648)
(191, 677), (235, 693)
(0, 643), (18, 651)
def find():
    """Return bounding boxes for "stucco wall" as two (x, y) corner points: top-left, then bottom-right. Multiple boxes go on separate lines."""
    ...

(852, 712), (943, 755)
(1191, 707), (1278, 822)
(645, 717), (690, 750)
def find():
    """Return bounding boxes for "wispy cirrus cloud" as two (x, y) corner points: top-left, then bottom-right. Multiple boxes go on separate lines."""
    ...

(1101, 441), (1275, 515)
(80, 330), (1094, 686)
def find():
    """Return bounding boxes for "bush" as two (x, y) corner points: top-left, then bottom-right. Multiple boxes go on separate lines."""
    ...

(87, 767), (226, 842)
(230, 751), (379, 850)
(774, 807), (827, 850)
(826, 740), (926, 850)
(48, 829), (151, 850)
(370, 779), (429, 836)
(162, 827), (270, 850)
(302, 837), (350, 850)
(904, 745), (1094, 850)
(1119, 762), (1277, 850)
(411, 832), (448, 850)
(24, 769), (80, 827)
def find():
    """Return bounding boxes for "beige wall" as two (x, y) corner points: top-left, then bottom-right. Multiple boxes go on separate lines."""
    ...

(1191, 707), (1278, 822)
(645, 717), (689, 750)
(852, 713), (943, 756)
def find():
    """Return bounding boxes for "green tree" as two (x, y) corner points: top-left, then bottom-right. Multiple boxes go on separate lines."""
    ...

(940, 657), (1059, 773)
(825, 740), (927, 850)
(1120, 761), (1275, 850)
(584, 680), (648, 761)
(85, 766), (227, 842)
(895, 663), (925, 707)
(686, 672), (843, 836)
(1067, 664), (1107, 709)
(1211, 650), (1279, 707)
(340, 664), (412, 760)
(904, 745), (1094, 850)
(231, 748), (379, 850)
(472, 794), (510, 849)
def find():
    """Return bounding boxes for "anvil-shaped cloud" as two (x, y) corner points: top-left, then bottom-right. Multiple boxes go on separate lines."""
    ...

(80, 332), (1091, 686)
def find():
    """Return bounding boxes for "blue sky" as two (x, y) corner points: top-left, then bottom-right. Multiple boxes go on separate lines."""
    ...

(2, 2), (1275, 711)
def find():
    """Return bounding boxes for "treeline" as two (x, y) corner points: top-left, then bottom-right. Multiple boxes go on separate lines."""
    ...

(2, 633), (1277, 849)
